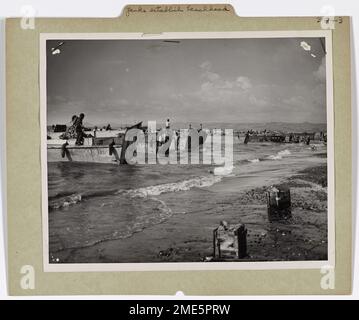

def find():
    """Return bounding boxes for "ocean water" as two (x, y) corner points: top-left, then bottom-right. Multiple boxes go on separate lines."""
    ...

(48, 138), (327, 257)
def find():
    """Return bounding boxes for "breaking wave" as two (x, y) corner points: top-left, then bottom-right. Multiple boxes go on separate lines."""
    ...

(49, 175), (223, 210)
(266, 149), (291, 160)
(48, 189), (120, 210)
(213, 165), (234, 176)
(49, 149), (293, 210)
(49, 193), (83, 210)
(118, 175), (223, 198)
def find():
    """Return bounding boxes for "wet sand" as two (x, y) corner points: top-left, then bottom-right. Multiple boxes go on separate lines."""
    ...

(52, 164), (328, 263)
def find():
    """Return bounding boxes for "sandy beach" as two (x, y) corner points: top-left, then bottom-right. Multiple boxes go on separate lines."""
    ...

(50, 160), (328, 264)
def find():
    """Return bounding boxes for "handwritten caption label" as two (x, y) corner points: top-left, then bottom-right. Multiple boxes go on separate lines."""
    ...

(125, 5), (231, 17)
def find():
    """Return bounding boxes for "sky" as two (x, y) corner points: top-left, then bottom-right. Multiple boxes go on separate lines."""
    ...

(46, 37), (327, 126)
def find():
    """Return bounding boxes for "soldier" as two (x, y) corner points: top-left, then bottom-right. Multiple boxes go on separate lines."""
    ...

(75, 113), (85, 145)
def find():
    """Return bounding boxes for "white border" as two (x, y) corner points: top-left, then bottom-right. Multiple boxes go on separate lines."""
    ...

(40, 31), (335, 272)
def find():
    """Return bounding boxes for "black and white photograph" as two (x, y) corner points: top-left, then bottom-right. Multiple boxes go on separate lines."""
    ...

(41, 32), (334, 270)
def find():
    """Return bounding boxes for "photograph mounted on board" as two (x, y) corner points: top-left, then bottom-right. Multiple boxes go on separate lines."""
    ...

(40, 32), (334, 271)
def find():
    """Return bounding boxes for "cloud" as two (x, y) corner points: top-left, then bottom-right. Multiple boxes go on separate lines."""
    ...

(314, 57), (326, 82)
(283, 95), (306, 108)
(119, 98), (130, 105)
(170, 92), (184, 99)
(197, 60), (253, 103)
(312, 83), (326, 107)
(236, 76), (252, 90)
(249, 95), (271, 107)
(199, 60), (212, 70)
(205, 71), (220, 82)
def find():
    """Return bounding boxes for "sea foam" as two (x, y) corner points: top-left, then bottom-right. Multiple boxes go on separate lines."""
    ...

(266, 149), (291, 160)
(49, 193), (82, 210)
(119, 175), (222, 198)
